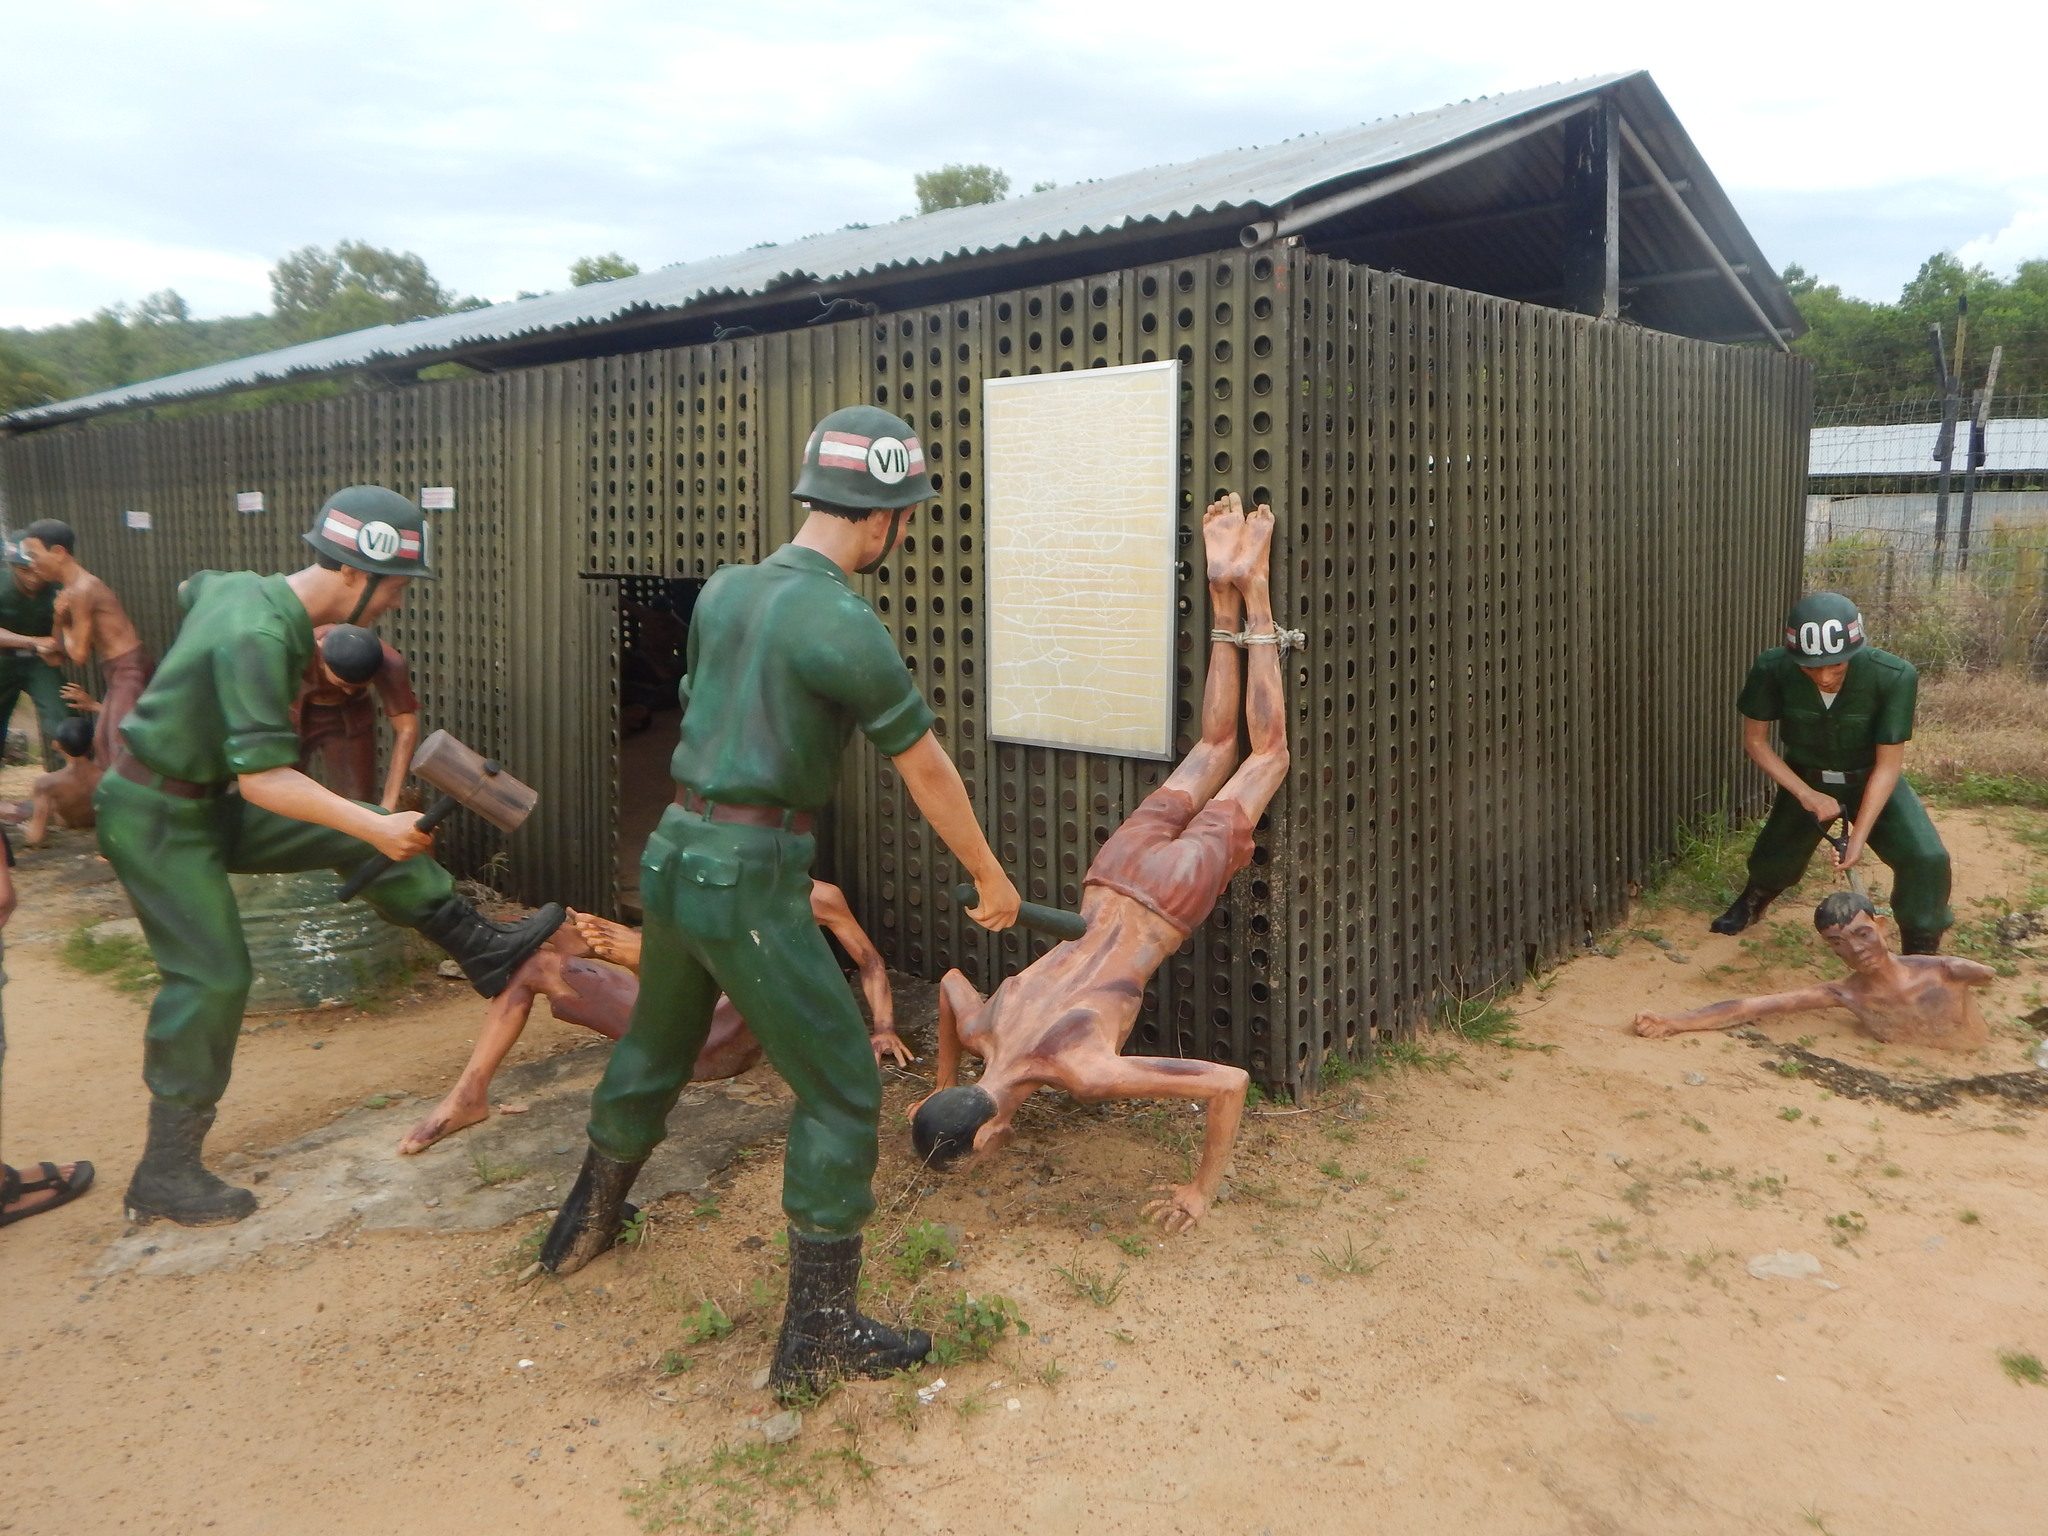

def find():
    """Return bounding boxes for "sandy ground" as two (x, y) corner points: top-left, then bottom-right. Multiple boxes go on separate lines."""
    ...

(9, 796), (2048, 1536)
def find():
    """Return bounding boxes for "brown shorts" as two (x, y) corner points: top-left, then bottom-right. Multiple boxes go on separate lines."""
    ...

(1083, 786), (1255, 935)
(95, 644), (154, 767)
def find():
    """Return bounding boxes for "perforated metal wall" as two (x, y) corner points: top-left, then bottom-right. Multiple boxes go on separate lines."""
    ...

(0, 240), (1807, 1094)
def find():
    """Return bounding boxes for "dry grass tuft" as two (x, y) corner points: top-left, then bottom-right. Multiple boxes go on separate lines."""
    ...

(1909, 671), (2048, 802)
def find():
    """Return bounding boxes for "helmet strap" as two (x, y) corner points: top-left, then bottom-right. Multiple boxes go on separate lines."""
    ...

(345, 572), (386, 626)
(855, 505), (910, 576)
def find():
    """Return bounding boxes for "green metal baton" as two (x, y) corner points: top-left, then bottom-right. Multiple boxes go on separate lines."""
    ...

(953, 883), (1087, 941)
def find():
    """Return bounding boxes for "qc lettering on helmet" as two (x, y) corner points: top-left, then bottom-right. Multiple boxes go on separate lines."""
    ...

(1799, 619), (1847, 656)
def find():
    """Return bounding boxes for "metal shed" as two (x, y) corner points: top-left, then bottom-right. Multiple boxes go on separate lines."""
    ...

(0, 72), (1810, 1093)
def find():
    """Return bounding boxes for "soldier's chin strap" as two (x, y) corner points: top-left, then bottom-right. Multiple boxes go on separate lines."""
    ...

(854, 505), (912, 576)
(345, 573), (386, 626)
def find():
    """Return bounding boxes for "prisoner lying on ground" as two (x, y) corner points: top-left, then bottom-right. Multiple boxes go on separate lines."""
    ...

(1632, 891), (1993, 1052)
(0, 715), (100, 845)
(399, 882), (904, 1154)
(910, 493), (1291, 1235)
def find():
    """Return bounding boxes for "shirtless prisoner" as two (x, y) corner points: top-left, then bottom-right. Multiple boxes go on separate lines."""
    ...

(22, 519), (152, 766)
(910, 494), (1289, 1235)
(0, 716), (101, 846)
(1632, 891), (1993, 1052)
(401, 882), (905, 1153)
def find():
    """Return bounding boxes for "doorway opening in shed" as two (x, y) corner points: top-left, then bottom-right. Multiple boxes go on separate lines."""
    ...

(617, 575), (703, 920)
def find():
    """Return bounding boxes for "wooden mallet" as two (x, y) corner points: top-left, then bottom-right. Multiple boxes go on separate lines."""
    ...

(336, 729), (538, 902)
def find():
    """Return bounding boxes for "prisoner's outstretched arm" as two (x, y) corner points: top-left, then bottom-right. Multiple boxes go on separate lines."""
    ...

(1742, 718), (1837, 821)
(1632, 986), (1840, 1038)
(238, 767), (431, 864)
(1086, 1057), (1249, 1235)
(23, 784), (54, 846)
(1944, 957), (1998, 986)
(380, 710), (420, 813)
(810, 881), (896, 1031)
(892, 732), (1019, 929)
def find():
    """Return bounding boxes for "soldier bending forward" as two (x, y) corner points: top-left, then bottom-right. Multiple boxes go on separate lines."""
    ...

(912, 493), (1290, 1235)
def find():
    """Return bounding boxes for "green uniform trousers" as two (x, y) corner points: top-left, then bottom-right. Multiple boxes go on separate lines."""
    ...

(0, 658), (69, 759)
(587, 804), (879, 1237)
(1746, 774), (1953, 934)
(95, 771), (456, 1113)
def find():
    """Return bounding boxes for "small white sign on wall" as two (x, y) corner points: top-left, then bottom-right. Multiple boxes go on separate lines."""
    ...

(124, 510), (154, 530)
(420, 486), (455, 510)
(235, 491), (265, 513)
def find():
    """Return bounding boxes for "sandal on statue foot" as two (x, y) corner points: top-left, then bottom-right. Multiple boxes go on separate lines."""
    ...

(1, 1160), (97, 1228)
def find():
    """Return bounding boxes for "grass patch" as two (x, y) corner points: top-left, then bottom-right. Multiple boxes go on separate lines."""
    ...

(1648, 810), (1758, 915)
(1052, 1260), (1126, 1308)
(888, 1220), (957, 1284)
(1310, 1235), (1381, 1277)
(924, 1291), (1028, 1367)
(625, 1436), (875, 1535)
(1998, 1348), (2048, 1387)
(467, 1146), (529, 1188)
(62, 923), (160, 992)
(684, 1300), (735, 1345)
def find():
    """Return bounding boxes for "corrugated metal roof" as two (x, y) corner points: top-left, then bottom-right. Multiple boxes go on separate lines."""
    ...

(1810, 421), (2048, 477)
(8, 69), (1795, 428)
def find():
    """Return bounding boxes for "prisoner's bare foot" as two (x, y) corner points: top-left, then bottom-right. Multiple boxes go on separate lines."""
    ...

(399, 1091), (490, 1154)
(1203, 493), (1249, 584)
(1141, 1181), (1211, 1235)
(571, 908), (642, 971)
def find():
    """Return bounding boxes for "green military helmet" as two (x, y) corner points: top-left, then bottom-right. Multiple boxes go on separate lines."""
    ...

(3, 530), (32, 568)
(1783, 592), (1866, 667)
(791, 405), (934, 511)
(303, 485), (437, 579)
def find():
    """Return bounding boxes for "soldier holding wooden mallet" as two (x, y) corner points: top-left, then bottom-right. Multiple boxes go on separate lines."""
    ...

(1711, 593), (1951, 953)
(540, 406), (1019, 1400)
(99, 487), (564, 1227)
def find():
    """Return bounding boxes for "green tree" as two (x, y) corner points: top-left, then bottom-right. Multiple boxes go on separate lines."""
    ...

(915, 163), (1010, 214)
(0, 334), (69, 411)
(270, 240), (484, 340)
(569, 252), (640, 286)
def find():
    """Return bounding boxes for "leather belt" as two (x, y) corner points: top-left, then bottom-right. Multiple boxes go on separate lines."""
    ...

(1794, 763), (1869, 790)
(675, 788), (813, 835)
(114, 752), (229, 800)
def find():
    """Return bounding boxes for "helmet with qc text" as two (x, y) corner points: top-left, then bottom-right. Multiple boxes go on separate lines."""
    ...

(303, 485), (438, 579)
(1784, 592), (1865, 668)
(791, 406), (934, 511)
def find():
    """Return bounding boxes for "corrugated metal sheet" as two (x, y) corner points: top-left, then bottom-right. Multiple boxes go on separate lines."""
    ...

(6, 69), (1800, 429)
(1810, 420), (2048, 477)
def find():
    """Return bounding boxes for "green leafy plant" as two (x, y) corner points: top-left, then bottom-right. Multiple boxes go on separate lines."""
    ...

(620, 1209), (652, 1247)
(926, 1291), (1028, 1366)
(889, 1220), (957, 1283)
(1999, 1348), (2047, 1386)
(1108, 1232), (1151, 1259)
(1310, 1235), (1381, 1277)
(1826, 1211), (1867, 1247)
(685, 1300), (735, 1344)
(657, 1349), (693, 1377)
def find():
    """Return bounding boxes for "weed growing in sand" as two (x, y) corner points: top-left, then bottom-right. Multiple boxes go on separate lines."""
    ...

(1683, 1247), (1733, 1284)
(692, 1197), (722, 1221)
(626, 1434), (874, 1536)
(657, 1350), (694, 1377)
(1738, 1175), (1787, 1210)
(1960, 1210), (1982, 1225)
(1680, 1115), (1711, 1135)
(890, 1220), (957, 1283)
(1053, 1261), (1127, 1308)
(1620, 1181), (1653, 1212)
(1437, 990), (1548, 1052)
(1108, 1233), (1152, 1259)
(926, 1292), (1029, 1366)
(620, 1209), (652, 1248)
(1799, 1501), (1836, 1534)
(1037, 1356), (1066, 1388)
(1999, 1349), (2047, 1386)
(1310, 1235), (1381, 1277)
(467, 1146), (529, 1188)
(1592, 1217), (1630, 1237)
(685, 1300), (735, 1344)
(1825, 1211), (1868, 1247)
(1136, 1105), (1199, 1155)
(1649, 809), (1757, 914)
(1371, 1038), (1464, 1074)
(1779, 1107), (1803, 1122)
(62, 923), (160, 993)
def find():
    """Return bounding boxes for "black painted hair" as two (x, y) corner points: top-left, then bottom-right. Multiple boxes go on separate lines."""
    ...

(911, 1085), (997, 1169)
(22, 519), (75, 554)
(320, 624), (386, 685)
(52, 716), (95, 757)
(797, 499), (876, 524)
(1814, 890), (1878, 932)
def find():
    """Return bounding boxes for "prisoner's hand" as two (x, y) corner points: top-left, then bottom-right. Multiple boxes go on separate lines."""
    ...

(367, 810), (434, 863)
(58, 683), (100, 712)
(967, 869), (1021, 932)
(870, 1029), (913, 1068)
(1142, 1182), (1210, 1236)
(1631, 1010), (1684, 1039)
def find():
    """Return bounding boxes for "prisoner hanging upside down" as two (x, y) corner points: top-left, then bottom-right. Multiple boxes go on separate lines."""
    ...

(99, 486), (563, 1228)
(398, 883), (906, 1154)
(1636, 891), (1992, 1052)
(539, 405), (1021, 1402)
(1711, 592), (1952, 953)
(910, 492), (1292, 1236)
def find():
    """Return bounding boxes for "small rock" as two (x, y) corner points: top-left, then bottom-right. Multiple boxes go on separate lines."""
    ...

(90, 916), (147, 942)
(517, 1359), (535, 1369)
(748, 1367), (772, 1390)
(1684, 1072), (1706, 1086)
(760, 1410), (802, 1445)
(915, 1378), (947, 1405)
(1746, 1250), (1823, 1282)
(497, 1102), (530, 1116)
(1006, 1398), (1022, 1412)
(423, 1196), (440, 1209)
(1596, 1247), (1614, 1264)
(437, 959), (466, 979)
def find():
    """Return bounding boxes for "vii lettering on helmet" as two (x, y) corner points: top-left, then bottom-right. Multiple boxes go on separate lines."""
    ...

(865, 436), (913, 484)
(322, 509), (421, 562)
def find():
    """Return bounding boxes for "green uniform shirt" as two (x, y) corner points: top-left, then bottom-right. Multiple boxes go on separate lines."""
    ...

(670, 543), (935, 811)
(1736, 646), (1917, 773)
(0, 570), (55, 639)
(121, 571), (314, 782)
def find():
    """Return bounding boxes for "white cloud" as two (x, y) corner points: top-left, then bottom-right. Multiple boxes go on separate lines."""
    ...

(1957, 194), (2048, 272)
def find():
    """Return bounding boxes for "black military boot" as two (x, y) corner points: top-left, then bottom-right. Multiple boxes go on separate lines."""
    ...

(769, 1229), (931, 1400)
(1899, 928), (1945, 955)
(538, 1147), (646, 1276)
(418, 896), (565, 998)
(1709, 883), (1783, 936)
(124, 1100), (258, 1226)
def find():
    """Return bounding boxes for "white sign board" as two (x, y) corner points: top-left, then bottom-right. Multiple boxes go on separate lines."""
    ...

(123, 510), (153, 530)
(420, 486), (455, 510)
(235, 491), (265, 513)
(982, 360), (1179, 759)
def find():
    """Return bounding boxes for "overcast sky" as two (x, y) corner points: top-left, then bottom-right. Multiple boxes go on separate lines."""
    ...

(6, 0), (2045, 329)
